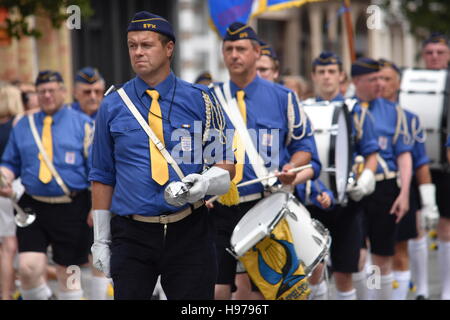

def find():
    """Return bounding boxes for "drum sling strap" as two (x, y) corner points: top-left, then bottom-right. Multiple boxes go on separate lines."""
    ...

(116, 88), (186, 180)
(213, 83), (270, 187)
(28, 114), (73, 203)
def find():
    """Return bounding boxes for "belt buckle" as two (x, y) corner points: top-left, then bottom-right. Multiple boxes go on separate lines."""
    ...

(158, 214), (169, 224)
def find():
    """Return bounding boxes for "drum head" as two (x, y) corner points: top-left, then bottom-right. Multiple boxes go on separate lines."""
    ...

(230, 192), (289, 257)
(399, 68), (449, 170)
(304, 102), (352, 204)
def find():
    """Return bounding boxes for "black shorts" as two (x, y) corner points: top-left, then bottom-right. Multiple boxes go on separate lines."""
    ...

(210, 199), (260, 289)
(431, 170), (450, 218)
(307, 199), (364, 273)
(16, 190), (92, 266)
(362, 179), (400, 256)
(396, 178), (419, 242)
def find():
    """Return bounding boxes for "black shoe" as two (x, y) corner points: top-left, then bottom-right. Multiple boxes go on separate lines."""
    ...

(416, 295), (429, 300)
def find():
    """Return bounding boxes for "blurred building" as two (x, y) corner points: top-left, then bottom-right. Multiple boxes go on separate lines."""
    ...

(178, 0), (422, 82)
(0, 0), (432, 91)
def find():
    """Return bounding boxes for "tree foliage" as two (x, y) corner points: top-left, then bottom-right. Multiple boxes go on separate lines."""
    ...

(384, 0), (450, 39)
(1, 0), (92, 39)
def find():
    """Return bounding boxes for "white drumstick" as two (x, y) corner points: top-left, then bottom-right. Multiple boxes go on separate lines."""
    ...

(206, 164), (313, 205)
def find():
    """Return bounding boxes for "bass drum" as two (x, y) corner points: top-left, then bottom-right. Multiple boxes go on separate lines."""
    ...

(399, 68), (450, 170)
(303, 101), (353, 204)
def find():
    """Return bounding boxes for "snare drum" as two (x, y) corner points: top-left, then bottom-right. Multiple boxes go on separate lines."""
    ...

(399, 68), (450, 170)
(303, 101), (353, 203)
(229, 192), (331, 276)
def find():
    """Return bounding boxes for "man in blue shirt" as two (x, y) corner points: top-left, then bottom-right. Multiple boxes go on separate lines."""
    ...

(298, 52), (379, 300)
(89, 11), (235, 300)
(256, 40), (280, 83)
(70, 67), (105, 120)
(0, 70), (94, 300)
(211, 22), (318, 300)
(352, 58), (413, 300)
(379, 59), (439, 300)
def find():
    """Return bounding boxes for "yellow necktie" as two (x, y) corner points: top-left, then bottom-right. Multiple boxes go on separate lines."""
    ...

(38, 115), (53, 183)
(233, 90), (246, 184)
(146, 90), (169, 185)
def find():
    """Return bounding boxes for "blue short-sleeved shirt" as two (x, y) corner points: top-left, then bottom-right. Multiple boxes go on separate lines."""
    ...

(1, 107), (93, 196)
(217, 76), (317, 196)
(402, 109), (430, 171)
(361, 98), (412, 174)
(88, 72), (234, 216)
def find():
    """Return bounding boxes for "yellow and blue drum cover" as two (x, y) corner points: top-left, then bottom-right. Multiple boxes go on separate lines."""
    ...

(240, 218), (310, 300)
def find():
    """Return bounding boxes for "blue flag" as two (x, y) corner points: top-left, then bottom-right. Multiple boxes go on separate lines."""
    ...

(208, 0), (254, 38)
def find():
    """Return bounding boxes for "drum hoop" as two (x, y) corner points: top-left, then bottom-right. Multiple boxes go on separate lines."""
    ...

(329, 103), (353, 203)
(303, 219), (332, 276)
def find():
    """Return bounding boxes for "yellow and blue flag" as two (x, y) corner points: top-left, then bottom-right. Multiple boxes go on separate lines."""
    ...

(208, 0), (328, 37)
(207, 0), (255, 37)
(252, 0), (327, 17)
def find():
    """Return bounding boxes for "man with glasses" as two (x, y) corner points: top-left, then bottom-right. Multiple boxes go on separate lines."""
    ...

(71, 67), (105, 120)
(352, 58), (413, 300)
(256, 40), (280, 83)
(0, 71), (94, 300)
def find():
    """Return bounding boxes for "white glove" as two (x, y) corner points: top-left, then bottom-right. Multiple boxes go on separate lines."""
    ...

(419, 183), (439, 230)
(346, 168), (376, 202)
(181, 166), (231, 204)
(91, 210), (112, 278)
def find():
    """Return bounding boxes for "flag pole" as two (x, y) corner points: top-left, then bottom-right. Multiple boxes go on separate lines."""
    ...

(343, 0), (356, 62)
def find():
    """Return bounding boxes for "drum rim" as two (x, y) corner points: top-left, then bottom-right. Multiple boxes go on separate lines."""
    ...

(329, 103), (353, 204)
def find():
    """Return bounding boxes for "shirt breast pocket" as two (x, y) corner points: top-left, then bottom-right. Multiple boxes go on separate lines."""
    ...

(110, 120), (147, 150)
(168, 119), (203, 166)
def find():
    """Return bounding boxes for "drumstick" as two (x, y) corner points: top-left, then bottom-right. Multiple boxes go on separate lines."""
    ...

(206, 164), (313, 204)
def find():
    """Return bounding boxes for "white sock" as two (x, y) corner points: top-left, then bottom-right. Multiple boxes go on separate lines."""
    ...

(20, 283), (52, 300)
(408, 237), (429, 297)
(352, 270), (368, 300)
(58, 289), (84, 300)
(374, 273), (394, 300)
(309, 281), (328, 300)
(89, 276), (110, 300)
(392, 270), (411, 300)
(335, 288), (357, 300)
(438, 241), (450, 300)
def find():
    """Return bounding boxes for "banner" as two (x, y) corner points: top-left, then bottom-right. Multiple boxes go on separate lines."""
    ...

(252, 0), (328, 17)
(207, 0), (255, 37)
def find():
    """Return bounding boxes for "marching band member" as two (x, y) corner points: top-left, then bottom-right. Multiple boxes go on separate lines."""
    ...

(351, 58), (414, 300)
(71, 67), (105, 120)
(422, 33), (450, 300)
(256, 40), (280, 83)
(211, 22), (318, 300)
(379, 59), (438, 300)
(70, 66), (110, 300)
(0, 71), (94, 300)
(89, 11), (235, 300)
(299, 52), (379, 300)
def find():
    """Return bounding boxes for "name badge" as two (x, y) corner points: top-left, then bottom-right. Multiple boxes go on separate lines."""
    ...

(65, 151), (76, 164)
(378, 136), (388, 150)
(181, 136), (192, 152)
(262, 133), (273, 147)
